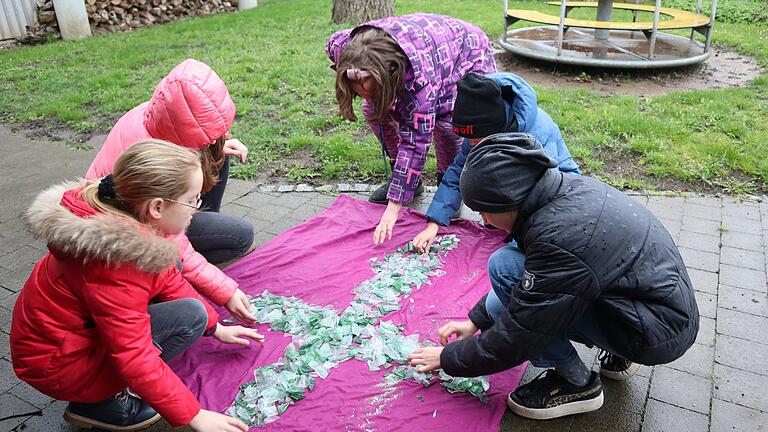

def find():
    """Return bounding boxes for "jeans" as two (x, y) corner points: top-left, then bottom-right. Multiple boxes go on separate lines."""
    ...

(188, 156), (255, 264)
(148, 298), (209, 361)
(486, 241), (618, 368)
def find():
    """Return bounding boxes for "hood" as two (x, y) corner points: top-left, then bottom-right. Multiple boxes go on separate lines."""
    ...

(326, 28), (353, 66)
(25, 181), (180, 273)
(486, 72), (539, 133)
(144, 58), (236, 150)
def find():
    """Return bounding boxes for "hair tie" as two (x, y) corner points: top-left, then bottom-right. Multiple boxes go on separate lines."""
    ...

(97, 174), (117, 201)
(346, 68), (372, 81)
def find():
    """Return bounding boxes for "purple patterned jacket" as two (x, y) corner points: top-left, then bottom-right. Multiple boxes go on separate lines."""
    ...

(326, 13), (496, 203)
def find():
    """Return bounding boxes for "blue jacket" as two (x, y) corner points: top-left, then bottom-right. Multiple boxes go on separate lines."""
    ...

(425, 73), (581, 226)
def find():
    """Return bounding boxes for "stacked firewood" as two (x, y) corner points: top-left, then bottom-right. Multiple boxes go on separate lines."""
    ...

(28, 0), (238, 40)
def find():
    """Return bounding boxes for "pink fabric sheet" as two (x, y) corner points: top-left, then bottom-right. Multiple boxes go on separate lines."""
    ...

(170, 195), (526, 431)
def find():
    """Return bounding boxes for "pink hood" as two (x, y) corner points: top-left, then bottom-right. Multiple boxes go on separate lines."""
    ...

(86, 58), (235, 179)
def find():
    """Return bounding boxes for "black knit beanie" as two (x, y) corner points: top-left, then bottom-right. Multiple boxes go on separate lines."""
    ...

(459, 133), (558, 212)
(451, 73), (507, 138)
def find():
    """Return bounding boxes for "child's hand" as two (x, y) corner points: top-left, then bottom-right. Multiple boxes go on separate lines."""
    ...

(373, 201), (403, 245)
(213, 323), (264, 346)
(408, 346), (444, 372)
(188, 409), (248, 432)
(223, 138), (248, 164)
(412, 222), (439, 253)
(225, 289), (257, 323)
(438, 320), (479, 346)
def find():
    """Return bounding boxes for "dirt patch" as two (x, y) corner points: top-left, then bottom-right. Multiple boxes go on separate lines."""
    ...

(495, 45), (763, 96)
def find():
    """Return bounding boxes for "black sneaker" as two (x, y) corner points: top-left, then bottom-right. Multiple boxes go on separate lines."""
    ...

(368, 180), (424, 205)
(599, 350), (640, 381)
(507, 369), (604, 420)
(64, 390), (160, 431)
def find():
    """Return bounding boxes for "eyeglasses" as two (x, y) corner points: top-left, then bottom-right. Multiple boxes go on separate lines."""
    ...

(165, 197), (203, 210)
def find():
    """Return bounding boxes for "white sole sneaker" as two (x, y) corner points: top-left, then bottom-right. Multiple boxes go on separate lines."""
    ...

(507, 389), (604, 420)
(63, 409), (161, 431)
(600, 362), (641, 381)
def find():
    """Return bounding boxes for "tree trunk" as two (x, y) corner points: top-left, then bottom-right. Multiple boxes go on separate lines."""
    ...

(332, 0), (394, 25)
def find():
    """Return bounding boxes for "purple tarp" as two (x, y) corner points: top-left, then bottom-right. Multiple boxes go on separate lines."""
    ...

(170, 195), (527, 431)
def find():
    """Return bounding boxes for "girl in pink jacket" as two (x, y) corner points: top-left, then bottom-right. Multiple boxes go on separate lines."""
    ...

(86, 59), (255, 323)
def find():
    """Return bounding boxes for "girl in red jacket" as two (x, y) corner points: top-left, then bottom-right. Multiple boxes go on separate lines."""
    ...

(86, 58), (257, 327)
(12, 140), (261, 432)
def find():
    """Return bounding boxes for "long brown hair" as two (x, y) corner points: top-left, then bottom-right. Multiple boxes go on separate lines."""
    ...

(334, 27), (409, 121)
(82, 139), (202, 222)
(199, 136), (226, 194)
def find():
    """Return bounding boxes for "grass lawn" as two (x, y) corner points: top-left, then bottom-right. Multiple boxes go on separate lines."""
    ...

(0, 0), (766, 193)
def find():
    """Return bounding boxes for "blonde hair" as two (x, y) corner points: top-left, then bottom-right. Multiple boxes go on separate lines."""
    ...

(82, 139), (202, 221)
(335, 27), (409, 121)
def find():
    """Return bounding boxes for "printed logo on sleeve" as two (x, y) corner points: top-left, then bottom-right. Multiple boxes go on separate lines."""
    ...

(522, 271), (535, 290)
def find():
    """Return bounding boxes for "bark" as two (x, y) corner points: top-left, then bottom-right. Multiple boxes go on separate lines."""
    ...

(332, 0), (394, 25)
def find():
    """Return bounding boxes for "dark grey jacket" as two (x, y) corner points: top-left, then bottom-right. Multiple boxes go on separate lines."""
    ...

(441, 170), (699, 377)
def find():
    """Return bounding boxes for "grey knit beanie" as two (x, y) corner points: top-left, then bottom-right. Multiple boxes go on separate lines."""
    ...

(460, 133), (557, 212)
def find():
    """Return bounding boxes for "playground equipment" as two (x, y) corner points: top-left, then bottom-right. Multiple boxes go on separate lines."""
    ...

(499, 0), (718, 68)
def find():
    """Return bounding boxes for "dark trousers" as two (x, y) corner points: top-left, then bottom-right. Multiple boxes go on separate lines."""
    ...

(149, 299), (209, 361)
(188, 156), (255, 264)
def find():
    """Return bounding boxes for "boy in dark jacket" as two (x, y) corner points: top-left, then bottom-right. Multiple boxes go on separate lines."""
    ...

(409, 133), (699, 420)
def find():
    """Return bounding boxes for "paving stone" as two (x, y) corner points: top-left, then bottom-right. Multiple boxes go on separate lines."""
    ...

(570, 374), (649, 432)
(679, 247), (720, 272)
(716, 308), (768, 346)
(0, 292), (19, 311)
(721, 214), (763, 234)
(681, 215), (723, 236)
(8, 380), (53, 410)
(719, 264), (766, 293)
(0, 264), (35, 293)
(677, 231), (720, 254)
(12, 400), (78, 432)
(715, 334), (768, 376)
(309, 193), (340, 208)
(696, 316), (715, 346)
(0, 306), (11, 335)
(687, 268), (718, 295)
(657, 217), (682, 238)
(720, 230), (763, 252)
(629, 194), (648, 206)
(270, 193), (311, 209)
(0, 332), (9, 360)
(220, 179), (255, 205)
(0, 394), (38, 432)
(232, 201), (291, 221)
(694, 290), (717, 319)
(718, 284), (768, 317)
(0, 247), (43, 272)
(250, 231), (277, 249)
(649, 366), (711, 414)
(683, 202), (722, 221)
(231, 191), (277, 209)
(0, 231), (37, 254)
(641, 398), (709, 432)
(0, 357), (18, 393)
(720, 246), (765, 271)
(685, 195), (721, 208)
(276, 185), (295, 192)
(500, 408), (574, 432)
(288, 204), (327, 222)
(722, 203), (761, 220)
(710, 398), (768, 432)
(666, 342), (714, 378)
(714, 363), (768, 411)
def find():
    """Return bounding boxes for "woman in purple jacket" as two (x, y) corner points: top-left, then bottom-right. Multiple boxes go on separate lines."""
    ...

(326, 14), (496, 245)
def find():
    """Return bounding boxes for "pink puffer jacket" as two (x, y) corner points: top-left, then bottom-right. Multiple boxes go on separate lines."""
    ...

(85, 58), (238, 307)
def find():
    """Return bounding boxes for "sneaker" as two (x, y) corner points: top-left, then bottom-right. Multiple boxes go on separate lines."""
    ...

(599, 350), (640, 381)
(507, 369), (604, 420)
(368, 180), (424, 205)
(64, 390), (160, 431)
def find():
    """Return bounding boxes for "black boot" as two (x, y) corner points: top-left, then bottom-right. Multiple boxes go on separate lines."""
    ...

(64, 390), (160, 431)
(369, 160), (424, 205)
(507, 369), (603, 420)
(598, 350), (640, 381)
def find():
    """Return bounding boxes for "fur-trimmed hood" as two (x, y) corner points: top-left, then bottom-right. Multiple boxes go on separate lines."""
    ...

(25, 181), (180, 273)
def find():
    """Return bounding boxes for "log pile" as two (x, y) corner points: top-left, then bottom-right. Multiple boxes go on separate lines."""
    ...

(28, 0), (238, 40)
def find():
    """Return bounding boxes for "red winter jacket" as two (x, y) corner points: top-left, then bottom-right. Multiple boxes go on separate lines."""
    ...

(10, 182), (219, 427)
(85, 58), (238, 307)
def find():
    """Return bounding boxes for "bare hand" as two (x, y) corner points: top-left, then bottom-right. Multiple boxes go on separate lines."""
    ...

(223, 138), (248, 164)
(408, 346), (444, 372)
(225, 289), (257, 324)
(188, 409), (248, 432)
(213, 323), (264, 346)
(438, 320), (478, 346)
(412, 222), (439, 253)
(373, 201), (403, 245)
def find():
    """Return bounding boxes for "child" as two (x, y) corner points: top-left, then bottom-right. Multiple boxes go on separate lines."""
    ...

(411, 71), (581, 253)
(12, 140), (261, 432)
(326, 13), (496, 244)
(409, 134), (699, 420)
(88, 58), (256, 324)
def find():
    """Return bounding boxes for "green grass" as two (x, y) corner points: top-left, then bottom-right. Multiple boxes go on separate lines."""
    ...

(0, 0), (766, 192)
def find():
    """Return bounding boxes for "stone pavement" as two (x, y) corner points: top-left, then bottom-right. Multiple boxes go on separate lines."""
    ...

(1, 126), (767, 432)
